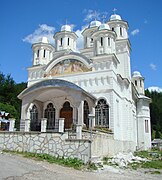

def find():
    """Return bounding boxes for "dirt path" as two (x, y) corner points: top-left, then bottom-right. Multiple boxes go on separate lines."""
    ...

(0, 153), (162, 180)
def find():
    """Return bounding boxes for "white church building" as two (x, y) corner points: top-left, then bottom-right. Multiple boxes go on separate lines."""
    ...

(18, 13), (151, 151)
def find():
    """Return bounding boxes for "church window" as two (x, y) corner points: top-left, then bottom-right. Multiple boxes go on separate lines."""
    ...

(120, 27), (123, 36)
(95, 99), (109, 127)
(43, 49), (46, 58)
(44, 103), (56, 130)
(68, 38), (70, 46)
(108, 37), (110, 46)
(30, 105), (40, 131)
(61, 38), (63, 46)
(135, 80), (137, 86)
(145, 120), (149, 133)
(91, 38), (93, 42)
(101, 37), (103, 46)
(84, 101), (89, 128)
(37, 50), (39, 58)
(112, 27), (114, 31)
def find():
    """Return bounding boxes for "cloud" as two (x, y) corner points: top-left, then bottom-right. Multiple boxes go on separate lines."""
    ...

(150, 63), (157, 70)
(23, 24), (55, 44)
(148, 86), (162, 93)
(75, 25), (88, 50)
(83, 9), (108, 22)
(131, 29), (140, 36)
(144, 19), (148, 24)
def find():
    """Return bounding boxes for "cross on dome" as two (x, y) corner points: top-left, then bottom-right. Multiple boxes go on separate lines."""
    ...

(113, 8), (117, 14)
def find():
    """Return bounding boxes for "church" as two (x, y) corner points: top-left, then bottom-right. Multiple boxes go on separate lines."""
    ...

(18, 13), (151, 151)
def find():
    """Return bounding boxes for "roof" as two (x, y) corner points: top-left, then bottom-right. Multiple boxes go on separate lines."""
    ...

(18, 79), (97, 101)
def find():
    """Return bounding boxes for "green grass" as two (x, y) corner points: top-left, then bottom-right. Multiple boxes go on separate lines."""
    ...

(3, 150), (84, 170)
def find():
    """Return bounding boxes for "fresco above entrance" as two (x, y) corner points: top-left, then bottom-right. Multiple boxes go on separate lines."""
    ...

(45, 59), (92, 77)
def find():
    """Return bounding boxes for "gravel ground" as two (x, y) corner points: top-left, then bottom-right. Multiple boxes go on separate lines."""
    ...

(0, 152), (162, 180)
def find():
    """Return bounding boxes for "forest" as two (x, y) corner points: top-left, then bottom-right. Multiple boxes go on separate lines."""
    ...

(0, 71), (162, 138)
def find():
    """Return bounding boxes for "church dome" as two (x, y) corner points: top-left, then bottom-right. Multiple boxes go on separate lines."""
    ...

(61, 25), (72, 32)
(110, 14), (122, 21)
(98, 23), (110, 30)
(40, 37), (49, 43)
(89, 20), (101, 28)
(132, 71), (142, 77)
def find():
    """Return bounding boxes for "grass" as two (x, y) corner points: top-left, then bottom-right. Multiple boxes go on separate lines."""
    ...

(3, 150), (84, 170)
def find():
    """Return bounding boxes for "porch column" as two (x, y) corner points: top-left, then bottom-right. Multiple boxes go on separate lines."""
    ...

(59, 118), (64, 133)
(9, 118), (15, 132)
(78, 100), (84, 125)
(25, 119), (30, 132)
(88, 114), (95, 129)
(41, 118), (47, 132)
(76, 124), (82, 139)
(91, 107), (96, 128)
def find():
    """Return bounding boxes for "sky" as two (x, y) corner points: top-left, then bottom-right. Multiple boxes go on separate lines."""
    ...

(0, 0), (162, 91)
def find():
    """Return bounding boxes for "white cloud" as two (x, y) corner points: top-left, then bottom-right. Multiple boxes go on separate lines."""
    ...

(148, 86), (162, 93)
(131, 29), (140, 36)
(150, 63), (157, 70)
(23, 24), (55, 44)
(144, 19), (148, 24)
(83, 9), (108, 22)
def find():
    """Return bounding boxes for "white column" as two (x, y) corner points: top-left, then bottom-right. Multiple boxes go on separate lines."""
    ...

(78, 100), (84, 125)
(9, 118), (15, 132)
(59, 118), (64, 133)
(25, 119), (30, 132)
(41, 118), (47, 132)
(76, 124), (82, 139)
(91, 107), (96, 128)
(88, 114), (95, 129)
(97, 40), (100, 55)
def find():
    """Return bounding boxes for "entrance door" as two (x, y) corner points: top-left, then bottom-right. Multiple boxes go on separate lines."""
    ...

(60, 101), (73, 129)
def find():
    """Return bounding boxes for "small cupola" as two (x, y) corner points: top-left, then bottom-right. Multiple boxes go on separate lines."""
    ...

(110, 14), (122, 21)
(61, 25), (72, 32)
(132, 71), (145, 95)
(32, 37), (54, 66)
(54, 24), (77, 52)
(89, 20), (101, 28)
(98, 23), (110, 31)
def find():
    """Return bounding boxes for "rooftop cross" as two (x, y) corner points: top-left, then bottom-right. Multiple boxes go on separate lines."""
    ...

(93, 10), (98, 21)
(101, 15), (106, 23)
(113, 8), (117, 14)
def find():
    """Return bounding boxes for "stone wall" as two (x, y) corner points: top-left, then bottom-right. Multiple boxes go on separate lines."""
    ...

(0, 131), (90, 163)
(0, 131), (136, 163)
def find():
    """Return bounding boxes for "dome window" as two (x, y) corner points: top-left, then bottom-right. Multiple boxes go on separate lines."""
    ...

(120, 27), (123, 36)
(37, 50), (40, 58)
(108, 37), (110, 46)
(101, 37), (103, 46)
(43, 50), (46, 58)
(68, 38), (70, 46)
(60, 38), (63, 46)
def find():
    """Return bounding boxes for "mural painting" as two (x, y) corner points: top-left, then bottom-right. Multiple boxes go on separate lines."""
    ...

(45, 59), (92, 77)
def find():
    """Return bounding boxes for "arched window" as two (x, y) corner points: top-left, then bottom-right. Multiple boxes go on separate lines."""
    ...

(95, 99), (109, 127)
(67, 38), (70, 46)
(30, 105), (40, 131)
(108, 37), (110, 46)
(120, 27), (123, 36)
(43, 49), (46, 58)
(44, 103), (55, 130)
(84, 101), (89, 128)
(60, 38), (63, 46)
(37, 50), (39, 58)
(101, 37), (103, 46)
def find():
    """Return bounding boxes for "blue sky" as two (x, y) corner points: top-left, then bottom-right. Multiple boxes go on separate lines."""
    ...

(0, 0), (162, 90)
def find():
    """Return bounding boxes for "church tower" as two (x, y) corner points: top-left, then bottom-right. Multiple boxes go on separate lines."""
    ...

(107, 13), (130, 80)
(54, 25), (78, 52)
(132, 71), (145, 95)
(32, 37), (54, 66)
